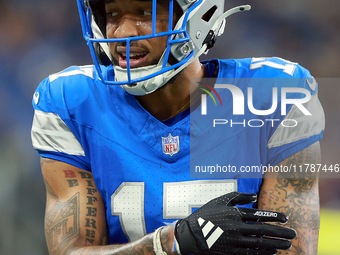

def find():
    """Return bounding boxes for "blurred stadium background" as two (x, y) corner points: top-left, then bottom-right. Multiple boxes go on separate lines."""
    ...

(0, 0), (339, 254)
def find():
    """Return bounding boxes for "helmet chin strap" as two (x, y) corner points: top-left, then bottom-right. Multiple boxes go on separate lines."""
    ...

(115, 64), (173, 96)
(116, 45), (208, 96)
(117, 5), (251, 96)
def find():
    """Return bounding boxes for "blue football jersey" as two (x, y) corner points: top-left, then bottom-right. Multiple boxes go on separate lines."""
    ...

(31, 57), (324, 244)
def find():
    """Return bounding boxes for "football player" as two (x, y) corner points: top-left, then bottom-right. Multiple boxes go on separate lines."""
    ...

(31, 0), (324, 254)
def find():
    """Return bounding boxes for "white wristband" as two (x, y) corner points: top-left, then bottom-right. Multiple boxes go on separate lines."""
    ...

(153, 226), (168, 255)
(173, 236), (182, 255)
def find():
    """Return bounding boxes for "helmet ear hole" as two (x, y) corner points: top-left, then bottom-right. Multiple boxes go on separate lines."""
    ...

(201, 5), (217, 22)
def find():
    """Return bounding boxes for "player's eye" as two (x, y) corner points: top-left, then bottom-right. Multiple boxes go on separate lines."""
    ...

(139, 10), (152, 16)
(107, 11), (119, 18)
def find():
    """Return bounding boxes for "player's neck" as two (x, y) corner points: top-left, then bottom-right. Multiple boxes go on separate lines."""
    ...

(135, 59), (205, 122)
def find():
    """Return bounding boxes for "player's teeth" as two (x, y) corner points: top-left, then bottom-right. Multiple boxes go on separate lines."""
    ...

(122, 53), (146, 58)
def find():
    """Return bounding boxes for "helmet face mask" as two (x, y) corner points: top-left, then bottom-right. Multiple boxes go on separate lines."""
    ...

(77, 0), (250, 95)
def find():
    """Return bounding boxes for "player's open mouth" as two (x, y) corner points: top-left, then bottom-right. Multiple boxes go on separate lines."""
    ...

(118, 52), (149, 68)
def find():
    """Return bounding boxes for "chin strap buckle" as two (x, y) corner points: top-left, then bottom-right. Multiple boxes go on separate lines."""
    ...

(202, 30), (216, 50)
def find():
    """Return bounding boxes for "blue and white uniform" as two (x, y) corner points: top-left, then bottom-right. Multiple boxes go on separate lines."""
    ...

(31, 57), (324, 244)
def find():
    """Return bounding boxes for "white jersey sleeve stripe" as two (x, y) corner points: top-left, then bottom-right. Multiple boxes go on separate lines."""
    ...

(31, 110), (85, 156)
(49, 65), (94, 82)
(267, 93), (325, 149)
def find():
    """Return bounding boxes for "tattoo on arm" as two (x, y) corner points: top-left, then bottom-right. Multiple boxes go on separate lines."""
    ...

(68, 226), (176, 255)
(108, 227), (174, 255)
(45, 192), (80, 255)
(160, 227), (175, 254)
(44, 176), (58, 204)
(260, 143), (320, 255)
(42, 159), (174, 254)
(41, 157), (56, 167)
(63, 170), (80, 188)
(80, 171), (99, 246)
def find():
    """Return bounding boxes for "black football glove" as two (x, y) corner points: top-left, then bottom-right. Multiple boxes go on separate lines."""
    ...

(174, 192), (296, 255)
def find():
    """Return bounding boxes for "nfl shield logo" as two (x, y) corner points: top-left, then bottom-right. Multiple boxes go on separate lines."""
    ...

(162, 134), (180, 156)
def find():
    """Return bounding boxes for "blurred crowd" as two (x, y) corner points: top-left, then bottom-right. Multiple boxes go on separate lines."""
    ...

(0, 0), (339, 254)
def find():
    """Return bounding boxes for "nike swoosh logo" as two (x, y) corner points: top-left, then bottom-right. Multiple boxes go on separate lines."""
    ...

(306, 77), (317, 91)
(34, 91), (40, 105)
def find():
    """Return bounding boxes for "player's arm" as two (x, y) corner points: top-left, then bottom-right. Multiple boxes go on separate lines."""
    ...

(42, 156), (296, 255)
(258, 141), (320, 255)
(41, 157), (176, 255)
